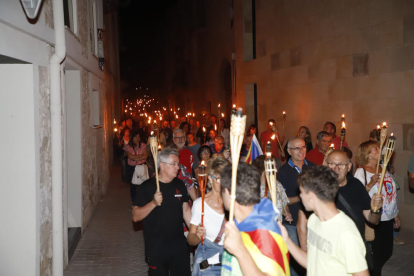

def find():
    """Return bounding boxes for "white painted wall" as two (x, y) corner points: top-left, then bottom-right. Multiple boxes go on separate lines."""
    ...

(65, 70), (82, 228)
(0, 64), (38, 275)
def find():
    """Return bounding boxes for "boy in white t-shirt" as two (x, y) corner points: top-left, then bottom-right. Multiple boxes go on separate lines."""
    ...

(278, 166), (369, 276)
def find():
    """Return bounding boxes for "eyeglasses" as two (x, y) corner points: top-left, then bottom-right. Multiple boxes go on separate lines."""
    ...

(210, 175), (221, 183)
(162, 161), (180, 167)
(327, 162), (349, 170)
(288, 145), (307, 152)
(174, 136), (186, 141)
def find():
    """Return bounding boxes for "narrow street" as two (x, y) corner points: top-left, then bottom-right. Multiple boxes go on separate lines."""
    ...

(64, 165), (147, 276)
(64, 164), (414, 276)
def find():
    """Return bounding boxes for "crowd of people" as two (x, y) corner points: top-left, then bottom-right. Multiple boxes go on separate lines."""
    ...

(112, 113), (413, 276)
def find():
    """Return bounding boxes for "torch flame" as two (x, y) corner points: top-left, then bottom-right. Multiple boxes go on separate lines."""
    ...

(342, 122), (346, 129)
(232, 104), (236, 108)
(151, 131), (154, 135)
(377, 125), (380, 129)
(391, 133), (394, 136)
(342, 114), (345, 118)
(218, 103), (221, 107)
(383, 122), (387, 127)
(283, 111), (286, 115)
(215, 124), (217, 130)
(203, 127), (206, 132)
(221, 113), (224, 117)
(176, 115), (178, 119)
(201, 160), (205, 166)
(271, 134), (275, 140)
(269, 122), (274, 126)
(266, 152), (271, 157)
(114, 128), (118, 132)
(193, 113), (195, 117)
(330, 143), (334, 148)
(154, 119), (156, 123)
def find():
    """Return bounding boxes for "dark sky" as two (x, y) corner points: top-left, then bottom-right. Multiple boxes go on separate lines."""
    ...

(119, 0), (177, 93)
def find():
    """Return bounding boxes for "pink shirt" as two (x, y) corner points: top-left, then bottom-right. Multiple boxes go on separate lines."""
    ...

(123, 143), (146, 166)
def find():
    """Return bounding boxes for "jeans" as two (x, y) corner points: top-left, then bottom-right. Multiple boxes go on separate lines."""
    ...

(192, 239), (223, 276)
(285, 224), (305, 276)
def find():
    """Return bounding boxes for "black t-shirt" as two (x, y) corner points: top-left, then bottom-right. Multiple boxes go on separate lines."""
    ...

(277, 159), (315, 226)
(336, 175), (371, 239)
(134, 177), (189, 257)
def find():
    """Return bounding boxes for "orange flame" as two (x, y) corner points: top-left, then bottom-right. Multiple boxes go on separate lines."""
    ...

(201, 160), (205, 166)
(271, 134), (275, 140)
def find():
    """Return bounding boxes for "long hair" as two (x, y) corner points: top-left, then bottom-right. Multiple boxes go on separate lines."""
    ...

(129, 131), (142, 150)
(298, 126), (312, 145)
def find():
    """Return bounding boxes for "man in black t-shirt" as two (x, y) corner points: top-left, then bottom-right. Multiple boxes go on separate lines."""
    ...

(132, 148), (192, 276)
(326, 151), (383, 272)
(326, 151), (383, 237)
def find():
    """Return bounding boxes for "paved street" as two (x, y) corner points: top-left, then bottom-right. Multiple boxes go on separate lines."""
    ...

(65, 165), (414, 276)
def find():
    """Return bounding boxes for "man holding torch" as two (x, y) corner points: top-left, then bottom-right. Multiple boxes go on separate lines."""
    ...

(132, 148), (192, 276)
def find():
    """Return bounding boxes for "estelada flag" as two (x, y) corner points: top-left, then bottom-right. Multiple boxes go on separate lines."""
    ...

(230, 199), (290, 275)
(245, 134), (263, 164)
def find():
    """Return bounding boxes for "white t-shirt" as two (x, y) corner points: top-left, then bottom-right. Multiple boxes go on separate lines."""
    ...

(354, 168), (398, 221)
(190, 197), (225, 264)
(307, 211), (368, 276)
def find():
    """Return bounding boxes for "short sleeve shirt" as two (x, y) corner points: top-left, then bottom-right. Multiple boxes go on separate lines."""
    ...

(178, 148), (194, 190)
(336, 176), (371, 239)
(134, 177), (189, 257)
(277, 159), (315, 226)
(307, 211), (367, 276)
(306, 148), (325, 166)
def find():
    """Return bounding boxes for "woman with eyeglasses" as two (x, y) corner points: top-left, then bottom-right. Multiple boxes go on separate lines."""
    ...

(354, 140), (400, 276)
(188, 156), (230, 275)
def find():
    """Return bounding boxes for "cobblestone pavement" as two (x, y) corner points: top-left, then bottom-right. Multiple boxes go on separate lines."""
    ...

(64, 165), (147, 276)
(65, 165), (414, 276)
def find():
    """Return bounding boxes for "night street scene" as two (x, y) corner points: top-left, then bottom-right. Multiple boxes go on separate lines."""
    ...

(1, 0), (414, 275)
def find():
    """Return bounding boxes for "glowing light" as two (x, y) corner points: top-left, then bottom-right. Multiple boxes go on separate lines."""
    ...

(342, 122), (346, 129)
(114, 119), (116, 124)
(151, 131), (154, 135)
(218, 103), (221, 108)
(232, 104), (236, 108)
(201, 160), (205, 166)
(342, 114), (345, 118)
(383, 122), (387, 127)
(114, 128), (118, 132)
(176, 115), (178, 119)
(391, 133), (394, 136)
(215, 124), (217, 130)
(193, 113), (195, 117)
(271, 134), (275, 140)
(266, 152), (271, 157)
(330, 143), (334, 149)
(269, 122), (274, 126)
(377, 125), (380, 129)
(178, 108), (180, 110)
(203, 127), (206, 132)
(125, 109), (127, 113)
(283, 111), (286, 115)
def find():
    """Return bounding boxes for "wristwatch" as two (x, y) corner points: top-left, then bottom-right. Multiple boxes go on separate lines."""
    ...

(371, 208), (382, 214)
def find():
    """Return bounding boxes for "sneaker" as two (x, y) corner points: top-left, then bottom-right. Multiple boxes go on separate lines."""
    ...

(393, 237), (405, 245)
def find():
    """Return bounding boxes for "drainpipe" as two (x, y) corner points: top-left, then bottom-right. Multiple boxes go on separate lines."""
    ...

(50, 0), (66, 274)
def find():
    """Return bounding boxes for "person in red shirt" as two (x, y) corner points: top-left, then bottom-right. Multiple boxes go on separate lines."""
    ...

(306, 131), (332, 165)
(260, 119), (284, 168)
(173, 129), (197, 201)
(323, 122), (350, 151)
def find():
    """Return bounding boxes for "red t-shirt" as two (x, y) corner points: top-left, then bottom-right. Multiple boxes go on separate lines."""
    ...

(178, 148), (194, 190)
(332, 136), (349, 151)
(260, 130), (280, 159)
(306, 148), (326, 166)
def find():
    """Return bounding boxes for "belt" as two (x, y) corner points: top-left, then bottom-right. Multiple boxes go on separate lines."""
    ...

(209, 263), (222, 267)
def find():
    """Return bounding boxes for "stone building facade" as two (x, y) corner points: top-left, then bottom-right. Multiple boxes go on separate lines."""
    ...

(232, 0), (414, 228)
(0, 1), (121, 275)
(162, 0), (414, 230)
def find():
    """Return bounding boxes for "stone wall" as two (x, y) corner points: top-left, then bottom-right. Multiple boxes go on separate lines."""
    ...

(233, 0), (414, 228)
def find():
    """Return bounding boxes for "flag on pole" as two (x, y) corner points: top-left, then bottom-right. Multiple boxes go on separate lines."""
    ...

(245, 135), (263, 164)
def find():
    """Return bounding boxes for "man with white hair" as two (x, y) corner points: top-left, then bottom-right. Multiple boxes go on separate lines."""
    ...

(173, 128), (197, 201)
(132, 148), (192, 276)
